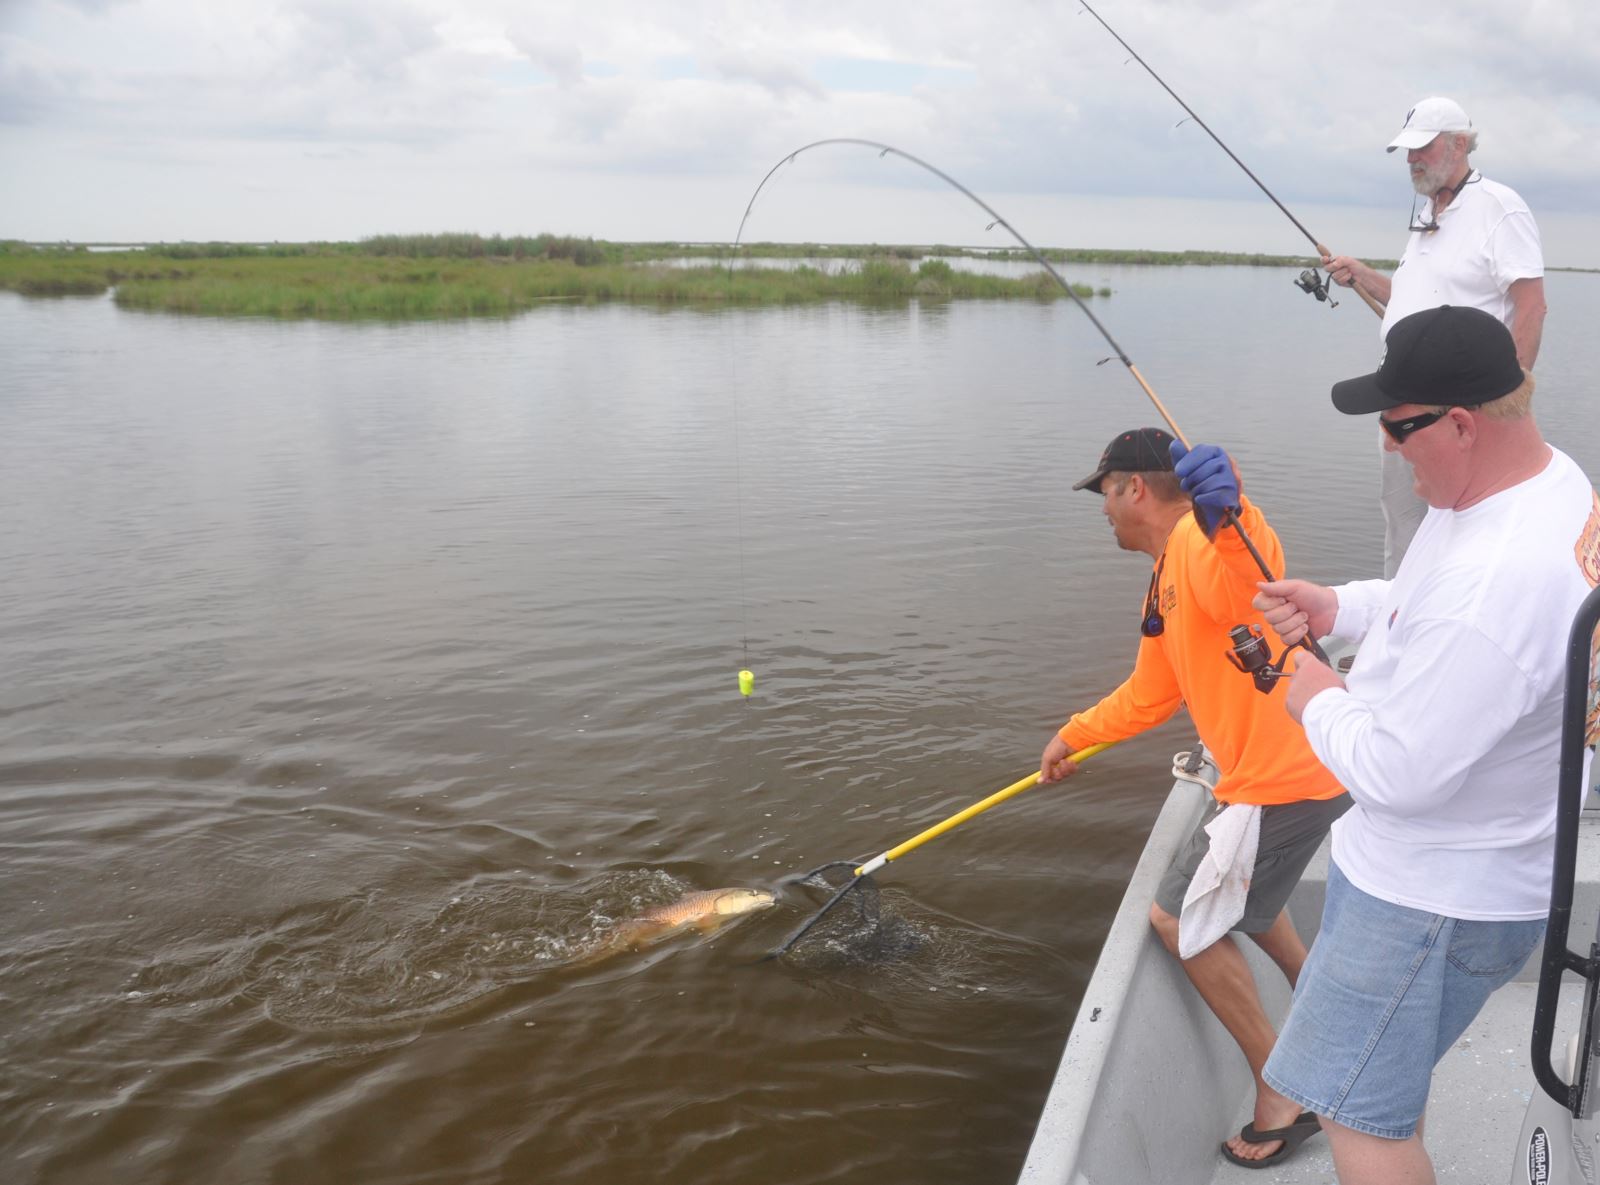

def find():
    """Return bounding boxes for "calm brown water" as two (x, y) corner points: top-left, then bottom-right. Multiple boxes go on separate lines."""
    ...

(2, 269), (1597, 1185)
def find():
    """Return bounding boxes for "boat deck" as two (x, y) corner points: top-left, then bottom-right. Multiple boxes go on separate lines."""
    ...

(1019, 773), (1600, 1185)
(1211, 980), (1585, 1184)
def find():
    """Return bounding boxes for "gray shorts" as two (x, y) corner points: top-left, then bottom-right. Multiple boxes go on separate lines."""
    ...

(1155, 793), (1351, 933)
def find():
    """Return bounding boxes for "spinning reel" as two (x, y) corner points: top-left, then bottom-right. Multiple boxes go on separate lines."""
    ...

(1294, 267), (1340, 307)
(1225, 623), (1294, 694)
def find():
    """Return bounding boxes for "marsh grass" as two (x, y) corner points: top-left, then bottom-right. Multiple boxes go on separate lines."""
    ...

(0, 242), (1100, 319)
(0, 244), (123, 296)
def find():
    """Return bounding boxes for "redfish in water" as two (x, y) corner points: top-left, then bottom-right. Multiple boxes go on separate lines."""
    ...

(577, 887), (776, 965)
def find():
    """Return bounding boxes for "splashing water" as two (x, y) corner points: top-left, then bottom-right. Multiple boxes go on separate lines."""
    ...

(121, 870), (724, 1035)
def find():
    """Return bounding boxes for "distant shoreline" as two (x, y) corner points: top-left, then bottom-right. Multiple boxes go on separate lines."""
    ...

(0, 233), (1425, 321)
(0, 245), (1103, 320)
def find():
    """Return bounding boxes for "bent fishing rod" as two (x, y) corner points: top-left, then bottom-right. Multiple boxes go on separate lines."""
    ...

(734, 138), (1329, 672)
(1077, 0), (1384, 319)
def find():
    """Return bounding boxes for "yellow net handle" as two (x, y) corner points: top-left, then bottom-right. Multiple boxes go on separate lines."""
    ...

(856, 741), (1116, 877)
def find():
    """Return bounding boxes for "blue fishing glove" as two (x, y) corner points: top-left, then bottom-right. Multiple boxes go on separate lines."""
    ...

(1169, 441), (1240, 538)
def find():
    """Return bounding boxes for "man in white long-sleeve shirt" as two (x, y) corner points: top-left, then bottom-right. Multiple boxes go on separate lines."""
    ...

(1322, 97), (1547, 579)
(1251, 304), (1599, 1185)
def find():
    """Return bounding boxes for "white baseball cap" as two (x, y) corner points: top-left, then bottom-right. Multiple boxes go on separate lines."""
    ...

(1386, 97), (1472, 153)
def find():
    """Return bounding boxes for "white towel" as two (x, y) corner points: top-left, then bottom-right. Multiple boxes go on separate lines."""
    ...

(1177, 802), (1262, 959)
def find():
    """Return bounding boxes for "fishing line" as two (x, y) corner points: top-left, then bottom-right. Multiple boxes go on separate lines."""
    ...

(725, 253), (756, 703)
(734, 137), (1329, 668)
(1076, 0), (1385, 319)
(731, 375), (754, 699)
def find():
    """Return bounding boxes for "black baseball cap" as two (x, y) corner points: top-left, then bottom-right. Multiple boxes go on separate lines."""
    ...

(1330, 305), (1524, 415)
(1073, 427), (1176, 494)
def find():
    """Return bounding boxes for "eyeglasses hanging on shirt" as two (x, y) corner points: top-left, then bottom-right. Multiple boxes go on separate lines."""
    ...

(1409, 170), (1482, 234)
(1140, 553), (1167, 637)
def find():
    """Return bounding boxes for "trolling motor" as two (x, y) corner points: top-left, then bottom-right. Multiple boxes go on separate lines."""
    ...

(1225, 624), (1294, 694)
(1293, 267), (1340, 307)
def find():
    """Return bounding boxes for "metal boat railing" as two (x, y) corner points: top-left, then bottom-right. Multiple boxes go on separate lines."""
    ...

(1530, 583), (1600, 1115)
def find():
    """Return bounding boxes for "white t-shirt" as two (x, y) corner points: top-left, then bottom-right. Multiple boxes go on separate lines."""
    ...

(1380, 173), (1544, 339)
(1303, 447), (1599, 920)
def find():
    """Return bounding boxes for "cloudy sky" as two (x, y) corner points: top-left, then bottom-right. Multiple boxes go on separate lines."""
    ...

(4, 0), (1599, 264)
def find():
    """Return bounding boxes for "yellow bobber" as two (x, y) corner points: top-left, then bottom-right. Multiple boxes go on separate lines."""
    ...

(738, 669), (754, 697)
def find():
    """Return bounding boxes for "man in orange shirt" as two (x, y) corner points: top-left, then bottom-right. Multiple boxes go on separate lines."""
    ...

(1040, 428), (1349, 1168)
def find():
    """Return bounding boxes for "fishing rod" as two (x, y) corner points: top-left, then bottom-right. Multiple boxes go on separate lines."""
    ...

(735, 141), (1186, 458)
(1076, 0), (1384, 318)
(734, 138), (1330, 673)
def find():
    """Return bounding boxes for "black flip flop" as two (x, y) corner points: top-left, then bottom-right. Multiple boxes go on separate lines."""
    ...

(1219, 1110), (1321, 1168)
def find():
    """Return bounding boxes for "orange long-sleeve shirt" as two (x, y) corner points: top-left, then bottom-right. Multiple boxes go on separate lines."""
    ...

(1059, 496), (1345, 806)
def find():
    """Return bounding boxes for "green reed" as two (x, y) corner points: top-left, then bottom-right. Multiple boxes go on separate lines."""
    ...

(0, 246), (1101, 319)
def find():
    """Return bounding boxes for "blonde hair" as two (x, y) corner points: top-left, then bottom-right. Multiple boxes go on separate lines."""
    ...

(1477, 370), (1535, 420)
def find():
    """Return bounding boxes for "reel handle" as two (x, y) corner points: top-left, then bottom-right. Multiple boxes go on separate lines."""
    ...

(1314, 241), (1387, 318)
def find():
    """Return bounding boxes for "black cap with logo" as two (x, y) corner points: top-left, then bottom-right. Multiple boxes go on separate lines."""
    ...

(1073, 427), (1176, 494)
(1331, 305), (1525, 415)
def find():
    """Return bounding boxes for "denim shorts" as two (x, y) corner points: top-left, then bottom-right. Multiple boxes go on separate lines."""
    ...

(1262, 861), (1545, 1139)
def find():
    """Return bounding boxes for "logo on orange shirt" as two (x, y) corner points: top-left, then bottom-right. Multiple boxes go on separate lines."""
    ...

(1588, 631), (1599, 749)
(1576, 492), (1600, 588)
(1577, 494), (1600, 745)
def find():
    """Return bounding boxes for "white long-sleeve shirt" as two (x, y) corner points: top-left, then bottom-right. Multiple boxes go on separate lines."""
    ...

(1303, 448), (1598, 920)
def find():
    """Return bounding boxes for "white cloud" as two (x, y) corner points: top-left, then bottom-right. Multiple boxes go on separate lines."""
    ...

(505, 27), (584, 88)
(705, 49), (826, 100)
(0, 0), (1596, 263)
(0, 31), (91, 123)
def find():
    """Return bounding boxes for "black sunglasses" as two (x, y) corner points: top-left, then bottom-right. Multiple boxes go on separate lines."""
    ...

(1380, 407), (1453, 444)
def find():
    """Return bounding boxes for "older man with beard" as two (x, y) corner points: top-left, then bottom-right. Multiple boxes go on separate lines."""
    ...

(1321, 97), (1546, 578)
